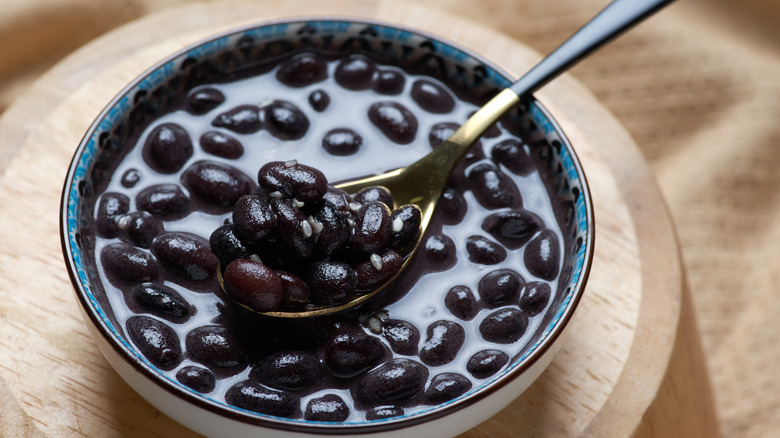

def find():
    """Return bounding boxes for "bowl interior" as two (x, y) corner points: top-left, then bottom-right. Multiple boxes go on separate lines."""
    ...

(61, 19), (593, 432)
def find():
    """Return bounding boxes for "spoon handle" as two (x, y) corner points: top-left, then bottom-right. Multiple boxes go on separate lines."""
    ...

(422, 0), (676, 175)
(509, 0), (674, 97)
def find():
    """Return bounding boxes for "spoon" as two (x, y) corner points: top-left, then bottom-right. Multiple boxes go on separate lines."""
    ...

(228, 0), (675, 318)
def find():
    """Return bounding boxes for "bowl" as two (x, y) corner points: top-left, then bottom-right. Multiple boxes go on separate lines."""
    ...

(60, 18), (594, 438)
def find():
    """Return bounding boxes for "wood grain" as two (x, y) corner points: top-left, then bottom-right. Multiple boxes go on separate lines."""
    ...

(0, 1), (718, 436)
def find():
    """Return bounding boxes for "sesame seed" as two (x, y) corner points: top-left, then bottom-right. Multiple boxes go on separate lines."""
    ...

(392, 216), (404, 233)
(302, 220), (313, 238)
(370, 253), (383, 271)
(367, 317), (382, 334)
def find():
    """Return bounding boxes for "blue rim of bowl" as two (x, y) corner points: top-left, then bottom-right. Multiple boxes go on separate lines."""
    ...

(60, 17), (594, 434)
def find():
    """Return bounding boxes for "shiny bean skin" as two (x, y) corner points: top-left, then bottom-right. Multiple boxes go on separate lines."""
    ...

(142, 123), (193, 174)
(368, 102), (418, 145)
(258, 161), (328, 203)
(126, 315), (182, 370)
(419, 320), (465, 366)
(151, 232), (218, 281)
(353, 358), (427, 405)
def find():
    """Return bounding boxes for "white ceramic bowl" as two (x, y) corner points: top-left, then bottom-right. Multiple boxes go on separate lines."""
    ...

(61, 18), (594, 437)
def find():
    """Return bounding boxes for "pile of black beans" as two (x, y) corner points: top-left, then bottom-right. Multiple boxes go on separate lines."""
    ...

(213, 159), (421, 312)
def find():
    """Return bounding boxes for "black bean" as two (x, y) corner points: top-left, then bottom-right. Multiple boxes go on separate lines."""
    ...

(276, 52), (328, 87)
(151, 232), (217, 281)
(120, 168), (140, 188)
(304, 394), (350, 422)
(481, 209), (543, 250)
(222, 259), (283, 312)
(250, 350), (322, 390)
(524, 229), (560, 281)
(466, 163), (521, 210)
(478, 269), (524, 306)
(251, 234), (301, 271)
(428, 122), (481, 151)
(142, 123), (193, 174)
(276, 270), (310, 305)
(354, 249), (403, 290)
(209, 224), (251, 268)
(264, 100), (310, 140)
(311, 201), (351, 257)
(308, 261), (356, 305)
(466, 235), (507, 265)
(199, 130), (244, 159)
(312, 316), (363, 340)
(352, 186), (394, 209)
(127, 282), (193, 323)
(95, 192), (129, 238)
(101, 243), (159, 283)
(411, 79), (455, 114)
(308, 89), (330, 112)
(185, 87), (225, 115)
(479, 308), (528, 344)
(135, 183), (190, 219)
(519, 281), (551, 316)
(368, 102), (418, 145)
(321, 186), (352, 217)
(382, 319), (419, 356)
(126, 315), (181, 370)
(492, 139), (533, 176)
(232, 194), (277, 243)
(176, 365), (216, 393)
(423, 373), (472, 404)
(350, 201), (393, 255)
(322, 128), (362, 156)
(211, 105), (262, 134)
(390, 204), (421, 251)
(436, 187), (466, 225)
(334, 54), (377, 90)
(421, 234), (457, 272)
(270, 198), (315, 259)
(258, 160), (328, 203)
(373, 69), (405, 95)
(466, 349), (509, 379)
(121, 211), (164, 248)
(325, 332), (385, 378)
(186, 325), (248, 370)
(182, 160), (254, 206)
(428, 122), (456, 149)
(444, 285), (478, 321)
(224, 381), (298, 418)
(353, 358), (427, 405)
(365, 406), (404, 420)
(419, 320), (465, 366)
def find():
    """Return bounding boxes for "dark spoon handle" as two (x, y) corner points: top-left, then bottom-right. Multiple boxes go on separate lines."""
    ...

(509, 0), (675, 97)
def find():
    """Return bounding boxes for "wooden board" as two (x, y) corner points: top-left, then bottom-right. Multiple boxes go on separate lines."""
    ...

(0, 1), (718, 436)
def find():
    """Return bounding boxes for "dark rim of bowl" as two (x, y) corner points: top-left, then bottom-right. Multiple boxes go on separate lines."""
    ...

(60, 17), (594, 434)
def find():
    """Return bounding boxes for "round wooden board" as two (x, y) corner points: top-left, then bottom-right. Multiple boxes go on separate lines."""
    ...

(0, 1), (700, 436)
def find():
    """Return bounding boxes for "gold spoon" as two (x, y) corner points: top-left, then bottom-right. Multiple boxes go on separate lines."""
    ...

(226, 0), (674, 317)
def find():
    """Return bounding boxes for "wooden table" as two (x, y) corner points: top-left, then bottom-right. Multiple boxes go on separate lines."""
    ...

(0, 1), (720, 436)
